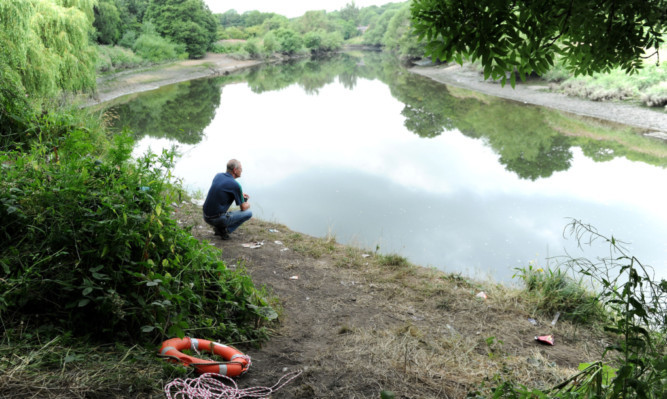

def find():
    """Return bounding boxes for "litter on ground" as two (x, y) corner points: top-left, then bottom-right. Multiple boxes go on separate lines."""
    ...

(242, 241), (264, 249)
(535, 334), (555, 345)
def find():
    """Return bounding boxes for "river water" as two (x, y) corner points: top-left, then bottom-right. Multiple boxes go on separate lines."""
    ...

(104, 53), (667, 283)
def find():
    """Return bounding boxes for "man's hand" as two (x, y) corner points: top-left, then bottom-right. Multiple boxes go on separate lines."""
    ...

(241, 202), (250, 211)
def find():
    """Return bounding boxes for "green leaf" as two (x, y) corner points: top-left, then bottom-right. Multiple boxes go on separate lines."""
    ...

(78, 299), (90, 307)
(141, 325), (155, 333)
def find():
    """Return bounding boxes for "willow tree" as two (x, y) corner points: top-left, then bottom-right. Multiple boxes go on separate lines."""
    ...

(0, 0), (97, 103)
(0, 0), (97, 147)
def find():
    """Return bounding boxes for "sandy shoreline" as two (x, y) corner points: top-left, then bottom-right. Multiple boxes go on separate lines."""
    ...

(410, 63), (667, 136)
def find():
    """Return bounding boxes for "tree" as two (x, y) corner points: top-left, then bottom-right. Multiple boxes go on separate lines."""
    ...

(93, 0), (122, 44)
(0, 0), (97, 100)
(411, 0), (667, 86)
(144, 0), (217, 58)
(340, 1), (360, 25)
(218, 9), (241, 27)
(275, 28), (304, 55)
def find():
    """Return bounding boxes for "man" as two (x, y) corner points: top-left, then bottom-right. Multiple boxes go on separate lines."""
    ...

(202, 159), (252, 240)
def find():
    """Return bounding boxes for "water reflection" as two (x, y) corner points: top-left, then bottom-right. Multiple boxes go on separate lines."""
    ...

(104, 53), (667, 281)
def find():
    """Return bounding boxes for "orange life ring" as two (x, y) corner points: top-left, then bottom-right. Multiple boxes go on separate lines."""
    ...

(159, 337), (251, 377)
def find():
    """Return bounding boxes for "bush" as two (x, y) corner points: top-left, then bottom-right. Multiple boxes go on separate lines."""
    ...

(275, 28), (303, 55)
(262, 32), (278, 53)
(96, 45), (145, 73)
(133, 33), (187, 62)
(118, 30), (137, 49)
(0, 121), (276, 342)
(210, 41), (243, 54)
(641, 81), (667, 107)
(243, 38), (261, 58)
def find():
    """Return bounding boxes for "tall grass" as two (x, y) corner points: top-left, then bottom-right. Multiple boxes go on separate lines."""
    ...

(551, 62), (667, 107)
(513, 263), (605, 324)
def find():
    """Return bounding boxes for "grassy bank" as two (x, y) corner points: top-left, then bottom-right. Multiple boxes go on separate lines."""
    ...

(6, 201), (664, 398)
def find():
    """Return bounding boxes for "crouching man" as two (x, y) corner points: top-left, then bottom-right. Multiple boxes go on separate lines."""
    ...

(202, 159), (252, 240)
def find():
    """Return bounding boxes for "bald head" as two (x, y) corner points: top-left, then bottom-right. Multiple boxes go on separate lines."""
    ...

(227, 159), (243, 178)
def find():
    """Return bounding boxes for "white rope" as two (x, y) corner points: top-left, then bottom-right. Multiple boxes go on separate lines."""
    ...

(164, 370), (303, 399)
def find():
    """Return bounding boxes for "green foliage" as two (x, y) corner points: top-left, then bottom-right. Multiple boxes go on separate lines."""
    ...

(382, 3), (425, 59)
(411, 0), (667, 86)
(304, 30), (344, 53)
(0, 121), (276, 342)
(96, 44), (146, 73)
(93, 0), (122, 44)
(0, 0), (97, 106)
(295, 10), (335, 34)
(362, 9), (397, 46)
(144, 0), (217, 59)
(275, 28), (304, 55)
(104, 77), (234, 144)
(262, 31), (278, 53)
(513, 263), (604, 324)
(220, 26), (248, 40)
(378, 253), (411, 269)
(243, 38), (262, 58)
(132, 25), (187, 62)
(209, 40), (243, 54)
(557, 62), (667, 107)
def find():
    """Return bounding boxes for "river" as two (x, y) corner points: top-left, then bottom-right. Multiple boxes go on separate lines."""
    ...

(103, 52), (667, 283)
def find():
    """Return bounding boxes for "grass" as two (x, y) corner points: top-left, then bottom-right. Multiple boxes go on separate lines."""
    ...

(513, 264), (606, 324)
(553, 62), (667, 108)
(2, 213), (617, 398)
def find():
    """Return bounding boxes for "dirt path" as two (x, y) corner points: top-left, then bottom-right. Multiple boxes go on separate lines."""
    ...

(174, 204), (610, 398)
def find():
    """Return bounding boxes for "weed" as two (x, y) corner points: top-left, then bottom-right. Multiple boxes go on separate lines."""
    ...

(378, 253), (411, 269)
(513, 262), (605, 324)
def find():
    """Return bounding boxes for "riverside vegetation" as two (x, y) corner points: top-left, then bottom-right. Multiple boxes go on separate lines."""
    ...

(1, 0), (666, 397)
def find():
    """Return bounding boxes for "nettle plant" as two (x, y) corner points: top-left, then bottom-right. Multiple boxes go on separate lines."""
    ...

(1, 127), (276, 343)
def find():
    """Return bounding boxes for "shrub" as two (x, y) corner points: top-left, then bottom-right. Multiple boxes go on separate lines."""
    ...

(275, 28), (303, 55)
(262, 32), (278, 53)
(210, 41), (243, 54)
(96, 45), (145, 73)
(118, 30), (137, 49)
(133, 33), (187, 62)
(641, 81), (667, 107)
(0, 123), (276, 342)
(243, 38), (261, 58)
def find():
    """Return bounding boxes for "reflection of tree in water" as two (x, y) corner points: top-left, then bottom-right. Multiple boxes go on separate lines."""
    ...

(246, 55), (360, 95)
(107, 52), (662, 178)
(500, 135), (572, 180)
(106, 78), (227, 144)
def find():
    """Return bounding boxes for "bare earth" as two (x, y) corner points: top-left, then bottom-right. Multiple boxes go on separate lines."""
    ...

(174, 204), (610, 399)
(94, 55), (655, 397)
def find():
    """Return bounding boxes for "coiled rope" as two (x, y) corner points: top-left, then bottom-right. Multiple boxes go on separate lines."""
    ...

(164, 370), (303, 399)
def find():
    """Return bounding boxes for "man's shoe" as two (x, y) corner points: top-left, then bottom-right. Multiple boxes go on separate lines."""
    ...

(215, 227), (230, 240)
